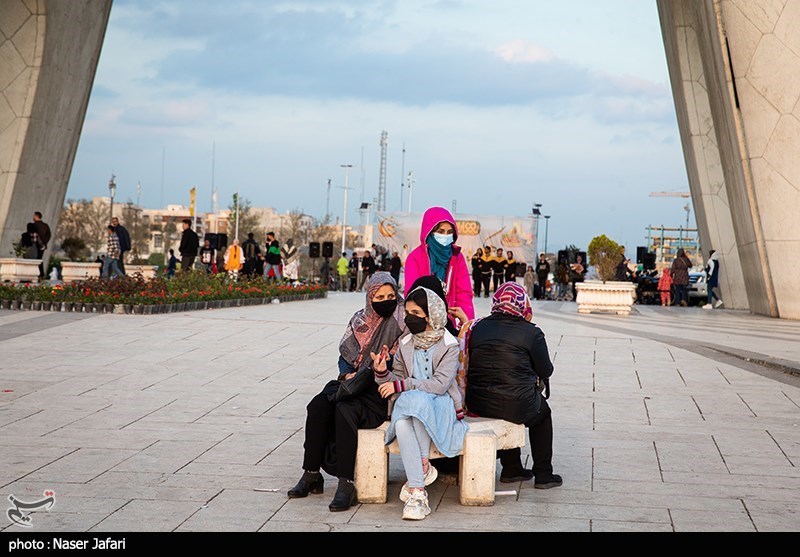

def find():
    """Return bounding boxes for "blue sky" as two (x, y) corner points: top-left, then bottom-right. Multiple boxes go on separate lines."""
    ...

(68, 0), (694, 256)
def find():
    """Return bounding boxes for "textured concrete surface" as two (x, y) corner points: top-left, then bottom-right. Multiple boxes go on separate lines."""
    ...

(0, 292), (798, 533)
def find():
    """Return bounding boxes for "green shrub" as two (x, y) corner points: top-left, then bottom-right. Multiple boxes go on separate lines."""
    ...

(587, 234), (623, 283)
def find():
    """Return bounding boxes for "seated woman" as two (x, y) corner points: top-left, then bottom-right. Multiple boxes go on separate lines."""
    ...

(457, 281), (562, 488)
(287, 271), (406, 512)
(373, 285), (467, 520)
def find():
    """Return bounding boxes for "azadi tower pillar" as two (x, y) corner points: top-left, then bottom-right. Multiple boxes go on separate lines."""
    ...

(1, 0), (799, 319)
(0, 0), (112, 269)
(658, 0), (800, 320)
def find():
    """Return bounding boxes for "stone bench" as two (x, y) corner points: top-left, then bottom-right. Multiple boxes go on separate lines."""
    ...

(355, 416), (526, 506)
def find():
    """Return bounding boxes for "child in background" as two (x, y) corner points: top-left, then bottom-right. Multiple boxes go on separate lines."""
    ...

(658, 268), (673, 306)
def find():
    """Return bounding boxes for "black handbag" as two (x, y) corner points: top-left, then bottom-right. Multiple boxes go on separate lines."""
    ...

(334, 368), (374, 402)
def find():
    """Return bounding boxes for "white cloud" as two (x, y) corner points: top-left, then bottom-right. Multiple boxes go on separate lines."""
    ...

(493, 39), (554, 63)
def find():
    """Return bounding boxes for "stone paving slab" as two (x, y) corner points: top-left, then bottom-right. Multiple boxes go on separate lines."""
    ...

(0, 293), (799, 533)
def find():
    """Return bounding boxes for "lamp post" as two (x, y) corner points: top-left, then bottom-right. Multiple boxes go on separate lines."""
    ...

(532, 203), (542, 256)
(108, 174), (117, 223)
(340, 164), (353, 253)
(544, 215), (550, 256)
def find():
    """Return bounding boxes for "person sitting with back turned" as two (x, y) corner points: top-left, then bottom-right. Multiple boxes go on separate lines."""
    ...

(457, 281), (562, 488)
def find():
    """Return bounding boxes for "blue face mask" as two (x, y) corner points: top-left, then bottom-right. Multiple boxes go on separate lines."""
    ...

(433, 233), (454, 247)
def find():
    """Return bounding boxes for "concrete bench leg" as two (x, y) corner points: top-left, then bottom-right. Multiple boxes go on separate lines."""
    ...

(458, 431), (497, 506)
(355, 428), (388, 503)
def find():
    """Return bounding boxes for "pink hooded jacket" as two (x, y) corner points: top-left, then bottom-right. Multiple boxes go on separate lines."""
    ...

(404, 207), (475, 328)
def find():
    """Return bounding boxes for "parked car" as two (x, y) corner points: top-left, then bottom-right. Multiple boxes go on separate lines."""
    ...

(688, 271), (707, 303)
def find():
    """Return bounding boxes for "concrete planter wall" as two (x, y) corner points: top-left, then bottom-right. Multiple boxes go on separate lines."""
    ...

(125, 265), (159, 279)
(61, 261), (101, 283)
(0, 258), (42, 283)
(575, 280), (638, 315)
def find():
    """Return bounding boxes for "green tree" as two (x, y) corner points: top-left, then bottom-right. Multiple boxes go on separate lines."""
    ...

(587, 234), (623, 282)
(56, 199), (109, 255)
(227, 195), (261, 241)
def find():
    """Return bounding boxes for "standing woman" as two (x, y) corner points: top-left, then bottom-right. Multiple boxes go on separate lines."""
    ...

(403, 206), (475, 334)
(670, 248), (692, 307)
(287, 272), (405, 512)
(471, 248), (484, 297)
(504, 250), (518, 283)
(480, 245), (493, 298)
(492, 248), (506, 293)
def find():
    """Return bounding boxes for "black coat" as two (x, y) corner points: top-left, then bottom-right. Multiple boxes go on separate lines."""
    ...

(465, 313), (553, 424)
(179, 228), (199, 257)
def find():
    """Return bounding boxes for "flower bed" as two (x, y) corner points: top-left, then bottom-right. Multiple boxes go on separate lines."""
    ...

(0, 272), (327, 314)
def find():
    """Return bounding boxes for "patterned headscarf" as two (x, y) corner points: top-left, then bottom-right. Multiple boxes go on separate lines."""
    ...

(339, 271), (405, 370)
(407, 286), (447, 350)
(491, 281), (533, 322)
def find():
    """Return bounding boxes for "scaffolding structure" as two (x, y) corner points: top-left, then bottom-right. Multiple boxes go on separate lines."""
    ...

(646, 225), (701, 267)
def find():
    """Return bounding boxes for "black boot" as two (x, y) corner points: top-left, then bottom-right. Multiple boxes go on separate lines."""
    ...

(287, 471), (324, 498)
(328, 478), (357, 512)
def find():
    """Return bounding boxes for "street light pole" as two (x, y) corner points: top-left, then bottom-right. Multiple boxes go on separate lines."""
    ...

(340, 164), (353, 253)
(532, 203), (542, 256)
(108, 174), (117, 223)
(544, 215), (550, 256)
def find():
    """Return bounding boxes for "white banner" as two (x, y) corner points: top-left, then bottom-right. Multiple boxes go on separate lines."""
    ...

(373, 211), (538, 266)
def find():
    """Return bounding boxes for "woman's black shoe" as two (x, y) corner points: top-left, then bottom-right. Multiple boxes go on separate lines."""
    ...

(328, 479), (357, 512)
(287, 472), (324, 498)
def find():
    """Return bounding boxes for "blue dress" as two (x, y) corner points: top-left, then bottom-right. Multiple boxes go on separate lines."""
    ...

(384, 347), (468, 458)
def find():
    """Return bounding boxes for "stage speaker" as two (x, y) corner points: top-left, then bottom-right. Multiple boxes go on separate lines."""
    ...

(204, 233), (228, 250)
(558, 250), (569, 264)
(643, 252), (656, 270)
(322, 241), (334, 258)
(309, 242), (321, 258)
(636, 246), (647, 264)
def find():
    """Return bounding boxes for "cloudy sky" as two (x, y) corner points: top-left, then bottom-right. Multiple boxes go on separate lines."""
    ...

(68, 0), (694, 256)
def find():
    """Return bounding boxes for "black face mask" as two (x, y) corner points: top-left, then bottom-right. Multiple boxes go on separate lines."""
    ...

(371, 298), (398, 318)
(404, 314), (428, 335)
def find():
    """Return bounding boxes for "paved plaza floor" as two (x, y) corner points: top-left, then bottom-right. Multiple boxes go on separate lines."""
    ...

(0, 292), (798, 534)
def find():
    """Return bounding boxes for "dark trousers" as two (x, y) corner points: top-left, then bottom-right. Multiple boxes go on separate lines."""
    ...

(180, 255), (196, 272)
(498, 401), (554, 478)
(472, 273), (481, 296)
(674, 284), (689, 305)
(480, 274), (491, 297)
(119, 251), (127, 275)
(492, 273), (501, 293)
(36, 247), (45, 278)
(537, 275), (547, 299)
(302, 383), (386, 480)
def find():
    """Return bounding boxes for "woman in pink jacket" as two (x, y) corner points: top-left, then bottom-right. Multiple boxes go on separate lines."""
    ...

(404, 206), (475, 335)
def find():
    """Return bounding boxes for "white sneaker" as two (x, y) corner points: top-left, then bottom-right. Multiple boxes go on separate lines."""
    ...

(714, 300), (724, 308)
(702, 304), (712, 309)
(400, 464), (438, 502)
(402, 489), (431, 520)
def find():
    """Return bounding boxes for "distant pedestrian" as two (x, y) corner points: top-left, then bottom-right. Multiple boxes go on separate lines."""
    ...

(670, 248), (692, 307)
(555, 258), (570, 301)
(358, 250), (376, 291)
(282, 239), (300, 282)
(199, 239), (216, 274)
(241, 232), (261, 277)
(535, 253), (550, 300)
(491, 248), (506, 293)
(263, 231), (282, 282)
(658, 267), (673, 306)
(111, 217), (131, 275)
(336, 251), (349, 291)
(389, 251), (402, 285)
(102, 225), (123, 279)
(224, 238), (245, 280)
(471, 248), (484, 297)
(179, 219), (199, 272)
(20, 222), (43, 260)
(32, 211), (51, 279)
(524, 265), (536, 300)
(480, 246), (493, 298)
(166, 249), (178, 278)
(569, 254), (587, 302)
(320, 257), (331, 288)
(505, 250), (519, 283)
(348, 252), (359, 292)
(702, 250), (723, 309)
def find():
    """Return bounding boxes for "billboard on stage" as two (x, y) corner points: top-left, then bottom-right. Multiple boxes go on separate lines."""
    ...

(372, 211), (539, 266)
